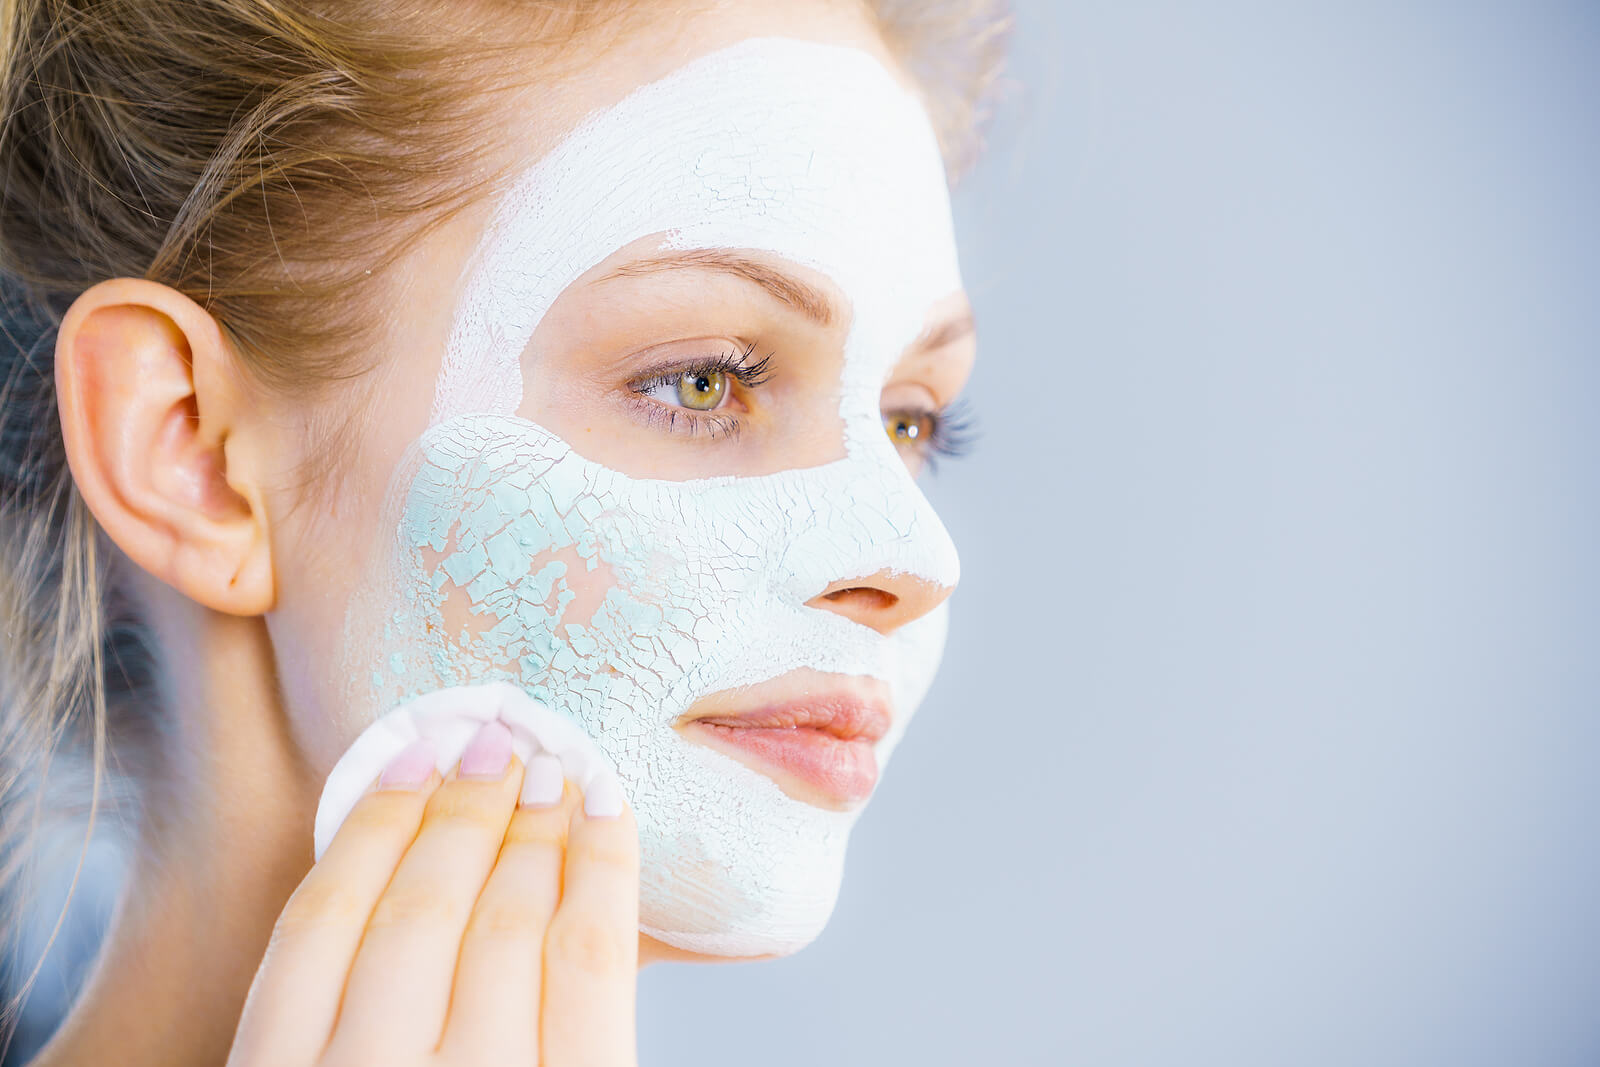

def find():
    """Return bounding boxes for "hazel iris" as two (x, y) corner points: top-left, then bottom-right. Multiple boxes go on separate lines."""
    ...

(678, 370), (727, 410)
(886, 412), (934, 446)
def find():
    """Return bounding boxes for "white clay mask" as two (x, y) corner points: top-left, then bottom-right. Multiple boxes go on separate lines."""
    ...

(334, 37), (965, 957)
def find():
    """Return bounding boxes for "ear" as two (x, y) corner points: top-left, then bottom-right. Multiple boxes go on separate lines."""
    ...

(56, 278), (274, 615)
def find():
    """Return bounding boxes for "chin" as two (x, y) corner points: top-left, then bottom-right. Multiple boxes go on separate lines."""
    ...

(628, 751), (858, 959)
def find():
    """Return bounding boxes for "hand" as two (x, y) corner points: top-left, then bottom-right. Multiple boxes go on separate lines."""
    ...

(226, 720), (640, 1066)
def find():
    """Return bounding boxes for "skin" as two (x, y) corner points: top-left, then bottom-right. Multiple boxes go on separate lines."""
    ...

(31, 3), (975, 1065)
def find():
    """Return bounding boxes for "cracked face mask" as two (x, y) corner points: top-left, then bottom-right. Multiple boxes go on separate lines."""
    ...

(340, 37), (965, 957)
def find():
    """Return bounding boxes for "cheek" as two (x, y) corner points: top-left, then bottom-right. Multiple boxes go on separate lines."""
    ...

(427, 541), (621, 658)
(364, 421), (694, 721)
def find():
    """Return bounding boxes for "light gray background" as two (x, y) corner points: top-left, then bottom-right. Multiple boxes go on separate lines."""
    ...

(639, 3), (1600, 1065)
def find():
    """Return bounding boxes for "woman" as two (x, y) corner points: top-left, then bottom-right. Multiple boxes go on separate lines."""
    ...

(0, 0), (1006, 1063)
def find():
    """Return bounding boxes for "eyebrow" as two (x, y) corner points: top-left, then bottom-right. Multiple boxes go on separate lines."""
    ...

(914, 311), (976, 353)
(599, 249), (837, 328)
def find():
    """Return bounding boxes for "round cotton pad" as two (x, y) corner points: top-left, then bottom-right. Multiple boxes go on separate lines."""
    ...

(313, 682), (625, 860)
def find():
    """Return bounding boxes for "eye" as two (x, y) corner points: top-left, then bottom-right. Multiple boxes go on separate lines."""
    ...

(882, 401), (977, 473)
(885, 411), (936, 448)
(644, 369), (730, 412)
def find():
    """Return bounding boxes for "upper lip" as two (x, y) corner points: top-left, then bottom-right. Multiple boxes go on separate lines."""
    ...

(689, 697), (892, 744)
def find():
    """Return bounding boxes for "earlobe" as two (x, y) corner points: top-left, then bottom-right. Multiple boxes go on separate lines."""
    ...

(56, 278), (275, 615)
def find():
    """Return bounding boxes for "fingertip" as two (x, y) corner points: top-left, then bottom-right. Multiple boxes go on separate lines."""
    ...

(520, 752), (565, 808)
(579, 774), (628, 821)
(375, 736), (439, 792)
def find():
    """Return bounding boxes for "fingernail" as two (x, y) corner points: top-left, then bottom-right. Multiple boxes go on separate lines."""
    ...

(378, 737), (437, 791)
(519, 753), (564, 808)
(583, 775), (626, 819)
(457, 720), (514, 781)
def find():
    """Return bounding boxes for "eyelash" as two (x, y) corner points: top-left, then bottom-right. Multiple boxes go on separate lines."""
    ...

(895, 398), (978, 473)
(626, 343), (772, 440)
(625, 346), (977, 470)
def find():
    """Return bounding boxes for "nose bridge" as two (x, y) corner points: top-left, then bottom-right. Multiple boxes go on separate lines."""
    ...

(777, 450), (960, 629)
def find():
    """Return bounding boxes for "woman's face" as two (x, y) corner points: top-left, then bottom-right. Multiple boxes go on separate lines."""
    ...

(262, 6), (975, 958)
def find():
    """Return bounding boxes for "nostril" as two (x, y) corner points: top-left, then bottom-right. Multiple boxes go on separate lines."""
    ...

(822, 587), (899, 612)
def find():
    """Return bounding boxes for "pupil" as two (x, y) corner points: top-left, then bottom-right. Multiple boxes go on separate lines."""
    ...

(694, 375), (711, 393)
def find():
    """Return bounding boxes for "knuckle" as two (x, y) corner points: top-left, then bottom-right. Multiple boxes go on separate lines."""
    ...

(466, 899), (552, 940)
(546, 911), (629, 978)
(571, 840), (639, 873)
(274, 883), (369, 938)
(320, 1034), (405, 1067)
(424, 787), (509, 831)
(341, 791), (423, 834)
(368, 884), (461, 929)
(503, 814), (567, 849)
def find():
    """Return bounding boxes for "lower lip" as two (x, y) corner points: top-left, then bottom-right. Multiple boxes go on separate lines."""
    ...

(686, 722), (880, 805)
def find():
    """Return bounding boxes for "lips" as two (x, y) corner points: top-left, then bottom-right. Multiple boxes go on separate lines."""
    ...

(683, 697), (892, 807)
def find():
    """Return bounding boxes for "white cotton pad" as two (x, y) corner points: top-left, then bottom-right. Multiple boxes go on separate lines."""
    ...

(312, 682), (624, 860)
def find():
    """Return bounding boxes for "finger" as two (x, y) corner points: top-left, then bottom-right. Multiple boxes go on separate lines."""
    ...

(228, 738), (441, 1067)
(540, 792), (640, 1067)
(438, 758), (578, 1064)
(324, 720), (523, 1060)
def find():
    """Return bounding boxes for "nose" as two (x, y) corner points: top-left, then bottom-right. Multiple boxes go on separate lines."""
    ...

(805, 570), (953, 636)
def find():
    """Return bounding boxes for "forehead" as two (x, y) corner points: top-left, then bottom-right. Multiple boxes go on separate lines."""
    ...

(432, 37), (963, 425)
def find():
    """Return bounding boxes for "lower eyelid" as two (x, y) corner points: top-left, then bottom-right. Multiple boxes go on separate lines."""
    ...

(623, 392), (743, 440)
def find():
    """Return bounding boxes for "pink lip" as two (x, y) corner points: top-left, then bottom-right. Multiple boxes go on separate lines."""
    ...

(684, 697), (892, 807)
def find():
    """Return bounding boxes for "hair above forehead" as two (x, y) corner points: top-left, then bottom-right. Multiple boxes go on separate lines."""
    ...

(869, 0), (1012, 176)
(0, 0), (1008, 369)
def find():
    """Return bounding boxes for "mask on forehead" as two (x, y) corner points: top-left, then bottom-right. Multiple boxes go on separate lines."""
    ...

(343, 38), (964, 956)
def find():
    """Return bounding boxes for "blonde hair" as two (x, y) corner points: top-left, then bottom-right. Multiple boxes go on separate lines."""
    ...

(0, 0), (1008, 1047)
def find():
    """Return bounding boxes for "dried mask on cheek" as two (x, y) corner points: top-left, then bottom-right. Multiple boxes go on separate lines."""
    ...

(340, 38), (963, 957)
